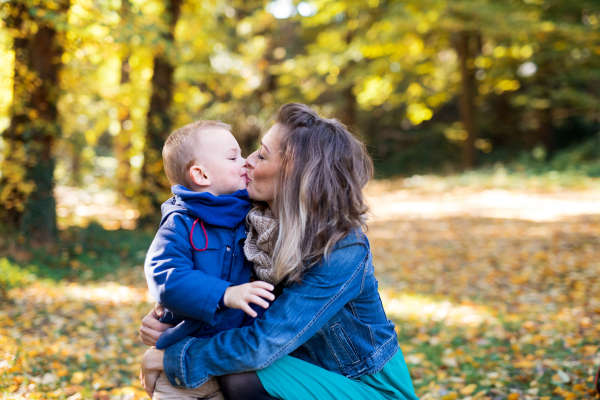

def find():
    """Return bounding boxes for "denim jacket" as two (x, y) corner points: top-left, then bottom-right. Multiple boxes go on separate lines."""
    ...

(163, 230), (399, 388)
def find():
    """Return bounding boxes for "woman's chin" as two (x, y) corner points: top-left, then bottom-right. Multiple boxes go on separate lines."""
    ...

(246, 185), (257, 200)
(246, 188), (265, 203)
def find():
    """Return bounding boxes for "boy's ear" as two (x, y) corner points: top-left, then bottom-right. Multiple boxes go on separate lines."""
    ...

(189, 165), (211, 187)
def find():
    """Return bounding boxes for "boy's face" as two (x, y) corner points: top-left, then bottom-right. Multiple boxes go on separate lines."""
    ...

(195, 128), (248, 196)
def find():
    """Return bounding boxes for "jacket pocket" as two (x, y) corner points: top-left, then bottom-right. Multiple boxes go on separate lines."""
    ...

(331, 324), (360, 364)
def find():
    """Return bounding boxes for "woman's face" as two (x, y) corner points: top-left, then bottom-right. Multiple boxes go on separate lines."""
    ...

(245, 124), (282, 209)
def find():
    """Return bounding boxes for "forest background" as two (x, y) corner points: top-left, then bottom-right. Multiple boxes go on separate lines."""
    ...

(1, 0), (600, 237)
(1, 0), (600, 400)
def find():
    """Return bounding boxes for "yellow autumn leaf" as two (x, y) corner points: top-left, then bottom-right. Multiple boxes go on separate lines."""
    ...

(48, 389), (64, 398)
(459, 384), (477, 395)
(70, 372), (85, 384)
(57, 368), (69, 377)
(512, 359), (536, 368)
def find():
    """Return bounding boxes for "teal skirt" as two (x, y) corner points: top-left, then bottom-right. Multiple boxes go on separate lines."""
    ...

(256, 349), (420, 400)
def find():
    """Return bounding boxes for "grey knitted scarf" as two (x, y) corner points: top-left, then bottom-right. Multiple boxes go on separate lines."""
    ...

(244, 207), (280, 285)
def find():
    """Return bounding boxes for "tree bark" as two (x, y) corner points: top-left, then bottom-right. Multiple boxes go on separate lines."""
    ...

(114, 0), (133, 198)
(339, 27), (358, 131)
(115, 56), (132, 198)
(140, 0), (183, 221)
(455, 31), (479, 170)
(534, 64), (554, 155)
(536, 107), (553, 155)
(0, 0), (70, 244)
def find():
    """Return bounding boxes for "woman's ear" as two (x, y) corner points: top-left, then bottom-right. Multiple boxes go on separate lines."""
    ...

(189, 165), (211, 187)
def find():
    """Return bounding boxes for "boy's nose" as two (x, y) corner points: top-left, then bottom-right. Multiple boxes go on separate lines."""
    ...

(240, 157), (249, 172)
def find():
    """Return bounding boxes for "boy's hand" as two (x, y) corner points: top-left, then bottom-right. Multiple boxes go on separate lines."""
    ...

(224, 281), (275, 318)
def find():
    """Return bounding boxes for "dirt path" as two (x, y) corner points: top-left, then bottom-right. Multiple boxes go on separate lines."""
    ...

(366, 186), (600, 222)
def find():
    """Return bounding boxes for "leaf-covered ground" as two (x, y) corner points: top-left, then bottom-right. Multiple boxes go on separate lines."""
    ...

(2, 186), (600, 400)
(367, 186), (600, 400)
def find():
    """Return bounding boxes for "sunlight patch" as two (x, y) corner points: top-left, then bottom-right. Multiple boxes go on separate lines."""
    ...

(380, 291), (497, 327)
(11, 282), (153, 306)
(367, 188), (600, 222)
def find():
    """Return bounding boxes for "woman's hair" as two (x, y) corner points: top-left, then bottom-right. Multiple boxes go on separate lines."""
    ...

(269, 103), (373, 284)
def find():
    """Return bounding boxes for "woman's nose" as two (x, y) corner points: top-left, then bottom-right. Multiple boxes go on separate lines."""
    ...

(246, 150), (258, 168)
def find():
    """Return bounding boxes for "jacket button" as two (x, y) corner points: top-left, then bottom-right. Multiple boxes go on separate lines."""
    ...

(175, 377), (181, 385)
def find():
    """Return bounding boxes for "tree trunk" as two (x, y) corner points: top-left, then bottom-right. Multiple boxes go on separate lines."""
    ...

(140, 0), (183, 222)
(114, 0), (133, 198)
(0, 0), (70, 245)
(455, 31), (479, 170)
(340, 26), (358, 131)
(340, 86), (358, 130)
(536, 107), (553, 155)
(115, 55), (133, 198)
(534, 65), (554, 155)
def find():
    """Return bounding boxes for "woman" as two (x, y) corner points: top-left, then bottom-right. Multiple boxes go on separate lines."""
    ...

(140, 103), (419, 400)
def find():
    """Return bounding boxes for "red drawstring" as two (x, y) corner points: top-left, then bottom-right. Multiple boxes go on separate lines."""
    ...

(190, 219), (208, 251)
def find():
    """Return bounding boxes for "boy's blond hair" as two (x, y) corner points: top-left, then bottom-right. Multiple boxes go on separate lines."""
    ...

(162, 120), (232, 187)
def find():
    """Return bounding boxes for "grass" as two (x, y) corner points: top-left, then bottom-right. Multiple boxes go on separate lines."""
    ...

(1, 169), (600, 400)
(0, 223), (153, 284)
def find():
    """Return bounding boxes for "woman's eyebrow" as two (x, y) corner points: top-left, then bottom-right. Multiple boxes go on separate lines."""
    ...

(260, 141), (271, 154)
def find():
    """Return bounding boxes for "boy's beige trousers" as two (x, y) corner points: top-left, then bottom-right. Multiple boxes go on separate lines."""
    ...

(153, 372), (224, 400)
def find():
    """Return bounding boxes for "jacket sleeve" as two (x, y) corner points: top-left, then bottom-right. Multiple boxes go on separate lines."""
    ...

(162, 240), (369, 389)
(145, 224), (232, 326)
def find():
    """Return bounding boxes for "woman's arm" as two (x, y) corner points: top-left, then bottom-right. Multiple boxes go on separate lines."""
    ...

(162, 239), (369, 389)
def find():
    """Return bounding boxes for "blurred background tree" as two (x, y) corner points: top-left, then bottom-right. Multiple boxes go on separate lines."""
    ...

(0, 0), (598, 234)
(1, 0), (71, 244)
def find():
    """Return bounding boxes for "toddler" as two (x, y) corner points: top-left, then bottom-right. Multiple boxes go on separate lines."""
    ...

(144, 120), (274, 400)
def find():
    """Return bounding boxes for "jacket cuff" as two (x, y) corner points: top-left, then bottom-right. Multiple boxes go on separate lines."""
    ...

(218, 294), (227, 310)
(163, 336), (209, 389)
(202, 279), (233, 325)
(159, 310), (184, 325)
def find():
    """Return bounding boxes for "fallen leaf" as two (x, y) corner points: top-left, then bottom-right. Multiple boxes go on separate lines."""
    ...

(459, 384), (477, 395)
(71, 372), (85, 385)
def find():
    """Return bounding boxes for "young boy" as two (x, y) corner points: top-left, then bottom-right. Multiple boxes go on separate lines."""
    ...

(144, 120), (274, 400)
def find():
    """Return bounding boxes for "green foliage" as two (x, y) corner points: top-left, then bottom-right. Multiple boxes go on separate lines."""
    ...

(0, 258), (36, 297)
(551, 134), (600, 173)
(0, 223), (153, 284)
(0, 0), (599, 223)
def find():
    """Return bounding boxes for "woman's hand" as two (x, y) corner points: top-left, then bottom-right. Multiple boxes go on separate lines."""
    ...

(139, 305), (173, 346)
(140, 347), (164, 398)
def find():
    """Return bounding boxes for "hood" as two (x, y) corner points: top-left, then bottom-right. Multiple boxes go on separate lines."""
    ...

(160, 185), (251, 229)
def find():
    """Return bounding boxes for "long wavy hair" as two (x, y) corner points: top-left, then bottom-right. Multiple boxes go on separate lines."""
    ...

(266, 103), (373, 284)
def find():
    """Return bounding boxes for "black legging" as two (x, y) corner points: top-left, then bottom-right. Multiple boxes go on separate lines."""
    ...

(219, 372), (278, 400)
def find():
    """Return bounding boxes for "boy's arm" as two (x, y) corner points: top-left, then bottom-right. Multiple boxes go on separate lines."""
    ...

(144, 224), (232, 326)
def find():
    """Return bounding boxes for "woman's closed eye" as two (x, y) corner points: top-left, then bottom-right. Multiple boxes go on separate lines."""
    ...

(257, 152), (265, 160)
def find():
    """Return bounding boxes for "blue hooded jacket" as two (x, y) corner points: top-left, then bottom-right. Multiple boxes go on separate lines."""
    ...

(144, 185), (255, 349)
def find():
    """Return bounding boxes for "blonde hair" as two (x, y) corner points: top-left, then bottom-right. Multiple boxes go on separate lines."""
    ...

(266, 103), (373, 284)
(162, 120), (231, 187)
